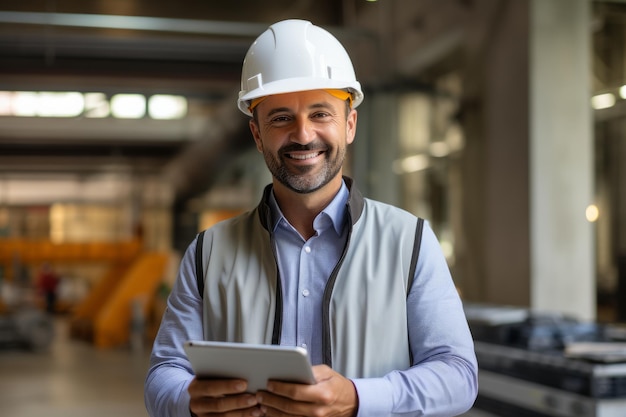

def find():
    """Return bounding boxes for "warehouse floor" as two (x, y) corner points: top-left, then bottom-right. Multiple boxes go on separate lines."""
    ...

(0, 318), (150, 417)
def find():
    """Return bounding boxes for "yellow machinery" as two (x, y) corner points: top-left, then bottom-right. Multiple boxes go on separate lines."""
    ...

(0, 238), (169, 349)
(91, 252), (168, 348)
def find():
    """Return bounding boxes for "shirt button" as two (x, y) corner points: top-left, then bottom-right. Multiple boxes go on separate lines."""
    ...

(302, 289), (310, 297)
(301, 343), (307, 350)
(304, 246), (311, 253)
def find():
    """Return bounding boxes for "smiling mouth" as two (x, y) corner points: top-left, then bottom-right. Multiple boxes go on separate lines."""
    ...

(285, 151), (324, 160)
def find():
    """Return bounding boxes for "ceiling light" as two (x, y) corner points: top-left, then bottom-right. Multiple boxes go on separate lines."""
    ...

(110, 94), (146, 119)
(585, 204), (599, 223)
(591, 93), (615, 110)
(0, 91), (11, 115)
(392, 154), (430, 174)
(148, 95), (187, 120)
(37, 92), (84, 117)
(429, 142), (450, 158)
(84, 93), (110, 118)
(12, 91), (38, 116)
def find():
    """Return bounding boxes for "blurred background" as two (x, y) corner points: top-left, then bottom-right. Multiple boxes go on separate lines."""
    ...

(0, 0), (625, 416)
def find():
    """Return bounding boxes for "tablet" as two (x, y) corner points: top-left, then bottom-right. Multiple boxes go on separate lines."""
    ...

(184, 340), (316, 392)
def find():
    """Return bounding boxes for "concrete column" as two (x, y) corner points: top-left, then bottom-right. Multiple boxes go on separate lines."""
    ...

(459, 0), (531, 305)
(530, 0), (595, 320)
(351, 93), (400, 205)
(459, 0), (594, 320)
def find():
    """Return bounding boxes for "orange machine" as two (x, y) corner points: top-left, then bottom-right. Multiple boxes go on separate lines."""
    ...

(0, 238), (169, 349)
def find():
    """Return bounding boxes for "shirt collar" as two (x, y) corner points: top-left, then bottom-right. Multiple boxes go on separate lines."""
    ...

(268, 180), (349, 236)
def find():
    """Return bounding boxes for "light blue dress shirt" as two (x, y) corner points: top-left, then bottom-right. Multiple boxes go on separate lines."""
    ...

(268, 183), (348, 366)
(145, 180), (478, 417)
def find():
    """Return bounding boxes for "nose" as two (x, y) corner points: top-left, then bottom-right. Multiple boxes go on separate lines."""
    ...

(289, 116), (315, 145)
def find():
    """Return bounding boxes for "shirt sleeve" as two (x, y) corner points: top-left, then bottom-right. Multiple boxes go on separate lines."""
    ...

(352, 221), (478, 417)
(145, 239), (204, 417)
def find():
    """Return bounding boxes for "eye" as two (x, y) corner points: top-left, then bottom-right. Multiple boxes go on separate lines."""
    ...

(311, 111), (331, 119)
(269, 114), (292, 124)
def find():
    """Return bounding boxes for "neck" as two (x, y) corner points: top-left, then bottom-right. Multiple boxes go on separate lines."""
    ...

(273, 176), (342, 240)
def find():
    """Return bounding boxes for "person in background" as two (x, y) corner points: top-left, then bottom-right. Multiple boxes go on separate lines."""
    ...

(37, 262), (60, 314)
(145, 19), (478, 417)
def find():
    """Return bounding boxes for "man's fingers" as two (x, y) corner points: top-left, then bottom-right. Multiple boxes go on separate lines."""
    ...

(257, 390), (310, 417)
(190, 393), (259, 415)
(258, 366), (357, 417)
(188, 378), (262, 416)
(188, 378), (248, 397)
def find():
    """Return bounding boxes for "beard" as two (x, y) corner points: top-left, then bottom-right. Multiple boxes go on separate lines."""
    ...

(263, 140), (346, 194)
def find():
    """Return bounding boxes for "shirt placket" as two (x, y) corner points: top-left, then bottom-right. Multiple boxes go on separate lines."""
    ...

(296, 239), (314, 352)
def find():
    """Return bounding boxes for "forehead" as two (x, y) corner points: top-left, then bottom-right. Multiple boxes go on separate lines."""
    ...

(257, 90), (342, 113)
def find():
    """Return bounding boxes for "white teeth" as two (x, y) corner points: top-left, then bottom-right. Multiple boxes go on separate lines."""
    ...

(288, 152), (321, 160)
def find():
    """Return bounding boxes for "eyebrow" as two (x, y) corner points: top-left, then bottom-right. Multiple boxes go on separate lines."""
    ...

(265, 102), (337, 118)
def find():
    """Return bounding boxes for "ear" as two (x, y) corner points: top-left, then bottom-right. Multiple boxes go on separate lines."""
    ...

(249, 118), (264, 153)
(346, 109), (357, 145)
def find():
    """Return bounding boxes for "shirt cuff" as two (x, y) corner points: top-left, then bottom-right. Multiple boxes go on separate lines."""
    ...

(351, 377), (393, 417)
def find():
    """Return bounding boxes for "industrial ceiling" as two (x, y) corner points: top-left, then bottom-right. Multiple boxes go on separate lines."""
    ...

(0, 0), (625, 204)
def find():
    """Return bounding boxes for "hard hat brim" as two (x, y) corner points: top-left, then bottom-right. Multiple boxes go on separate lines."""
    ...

(238, 78), (364, 116)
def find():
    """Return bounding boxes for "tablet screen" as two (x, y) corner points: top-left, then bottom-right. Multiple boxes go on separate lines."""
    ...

(184, 340), (316, 392)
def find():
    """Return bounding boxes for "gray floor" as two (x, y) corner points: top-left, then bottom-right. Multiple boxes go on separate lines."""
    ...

(0, 318), (150, 417)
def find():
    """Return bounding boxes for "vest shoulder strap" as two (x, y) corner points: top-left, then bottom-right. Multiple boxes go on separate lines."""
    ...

(195, 230), (206, 298)
(407, 218), (424, 293)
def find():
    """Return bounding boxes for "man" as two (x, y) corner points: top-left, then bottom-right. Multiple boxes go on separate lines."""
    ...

(37, 262), (60, 314)
(145, 19), (478, 417)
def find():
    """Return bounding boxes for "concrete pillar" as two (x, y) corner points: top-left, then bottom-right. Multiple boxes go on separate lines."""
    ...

(351, 93), (400, 205)
(459, 0), (594, 320)
(530, 0), (594, 320)
(459, 0), (531, 306)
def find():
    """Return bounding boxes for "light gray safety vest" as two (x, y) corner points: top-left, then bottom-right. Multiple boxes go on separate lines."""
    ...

(195, 177), (423, 378)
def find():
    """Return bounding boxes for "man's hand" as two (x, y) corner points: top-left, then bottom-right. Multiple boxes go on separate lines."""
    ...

(188, 378), (262, 417)
(256, 365), (358, 417)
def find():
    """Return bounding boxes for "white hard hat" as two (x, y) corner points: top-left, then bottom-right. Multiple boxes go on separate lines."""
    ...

(237, 19), (364, 116)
